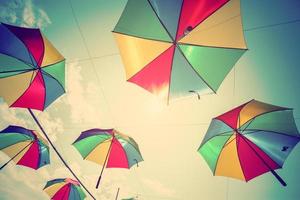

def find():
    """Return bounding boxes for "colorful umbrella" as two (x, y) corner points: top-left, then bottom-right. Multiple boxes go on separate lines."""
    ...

(0, 23), (95, 199)
(43, 178), (86, 200)
(113, 0), (247, 102)
(0, 22), (65, 111)
(0, 125), (49, 170)
(73, 129), (143, 188)
(198, 99), (300, 186)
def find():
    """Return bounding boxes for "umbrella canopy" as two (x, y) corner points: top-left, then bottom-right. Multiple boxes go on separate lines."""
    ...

(113, 0), (247, 102)
(198, 100), (300, 186)
(43, 178), (86, 200)
(73, 129), (143, 188)
(73, 128), (143, 169)
(0, 22), (65, 111)
(0, 125), (49, 170)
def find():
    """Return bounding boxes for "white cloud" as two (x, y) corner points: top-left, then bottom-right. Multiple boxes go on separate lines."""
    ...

(0, 0), (51, 29)
(62, 61), (104, 126)
(142, 178), (176, 198)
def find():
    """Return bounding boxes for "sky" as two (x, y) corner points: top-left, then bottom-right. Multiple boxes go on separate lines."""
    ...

(1, 0), (300, 199)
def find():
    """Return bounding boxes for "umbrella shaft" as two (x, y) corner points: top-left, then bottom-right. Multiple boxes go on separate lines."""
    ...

(28, 109), (96, 200)
(0, 141), (33, 170)
(115, 188), (120, 200)
(96, 138), (114, 189)
(270, 170), (287, 187)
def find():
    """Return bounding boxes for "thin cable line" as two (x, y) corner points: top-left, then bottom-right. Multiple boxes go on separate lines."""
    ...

(244, 19), (300, 32)
(65, 53), (119, 64)
(68, 0), (116, 128)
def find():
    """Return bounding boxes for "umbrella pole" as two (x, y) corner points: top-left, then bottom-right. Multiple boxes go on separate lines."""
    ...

(240, 134), (287, 187)
(270, 170), (287, 187)
(115, 188), (120, 200)
(0, 141), (33, 170)
(96, 137), (114, 189)
(27, 109), (96, 200)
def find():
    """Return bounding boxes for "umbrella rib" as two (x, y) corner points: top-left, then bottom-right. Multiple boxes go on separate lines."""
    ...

(0, 68), (33, 74)
(199, 130), (234, 148)
(239, 107), (293, 129)
(114, 138), (131, 168)
(0, 140), (34, 170)
(189, 14), (240, 35)
(36, 31), (45, 67)
(112, 30), (172, 44)
(212, 135), (234, 175)
(238, 134), (282, 170)
(39, 59), (66, 69)
(176, 0), (230, 41)
(61, 183), (70, 200)
(242, 129), (300, 139)
(174, 0), (184, 40)
(2, 25), (38, 68)
(117, 137), (143, 161)
(82, 138), (112, 160)
(166, 46), (176, 104)
(175, 46), (217, 93)
(146, 0), (175, 42)
(8, 70), (39, 107)
(0, 52), (35, 70)
(176, 42), (248, 51)
(40, 70), (66, 93)
(235, 134), (247, 180)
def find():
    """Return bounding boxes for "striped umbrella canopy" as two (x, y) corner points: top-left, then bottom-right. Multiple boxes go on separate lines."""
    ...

(0, 22), (65, 111)
(73, 129), (143, 188)
(113, 0), (247, 102)
(43, 178), (86, 200)
(198, 100), (300, 186)
(0, 125), (49, 170)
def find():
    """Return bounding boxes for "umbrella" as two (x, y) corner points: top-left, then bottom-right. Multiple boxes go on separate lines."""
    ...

(0, 23), (95, 199)
(113, 0), (247, 102)
(43, 178), (86, 200)
(0, 22), (65, 110)
(198, 99), (300, 186)
(73, 129), (143, 188)
(0, 125), (49, 170)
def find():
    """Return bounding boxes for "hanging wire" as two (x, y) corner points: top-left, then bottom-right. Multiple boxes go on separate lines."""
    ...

(244, 19), (300, 32)
(63, 2), (300, 200)
(67, 0), (117, 128)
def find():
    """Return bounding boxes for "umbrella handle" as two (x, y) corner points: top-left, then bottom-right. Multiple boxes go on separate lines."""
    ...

(270, 170), (287, 187)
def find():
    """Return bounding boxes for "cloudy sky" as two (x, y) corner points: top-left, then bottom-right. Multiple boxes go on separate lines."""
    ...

(1, 0), (300, 199)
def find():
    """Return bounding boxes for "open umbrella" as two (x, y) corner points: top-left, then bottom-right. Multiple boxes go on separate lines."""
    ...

(113, 0), (247, 102)
(0, 125), (49, 170)
(198, 99), (300, 186)
(0, 23), (95, 199)
(43, 178), (86, 200)
(73, 129), (143, 188)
